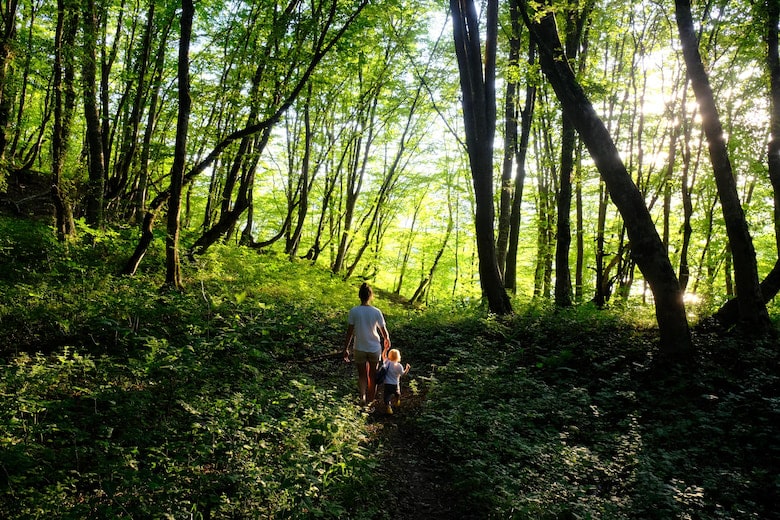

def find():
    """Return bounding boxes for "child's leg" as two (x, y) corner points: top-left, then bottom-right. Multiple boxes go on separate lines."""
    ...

(388, 384), (400, 409)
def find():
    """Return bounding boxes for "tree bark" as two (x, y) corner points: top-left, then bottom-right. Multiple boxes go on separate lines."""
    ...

(81, 0), (105, 227)
(164, 0), (193, 289)
(496, 0), (523, 278)
(505, 39), (536, 294)
(675, 0), (771, 334)
(52, 0), (77, 241)
(554, 0), (589, 308)
(712, 0), (780, 327)
(451, 0), (512, 315)
(0, 0), (18, 161)
(769, 0), (780, 257)
(522, 3), (691, 356)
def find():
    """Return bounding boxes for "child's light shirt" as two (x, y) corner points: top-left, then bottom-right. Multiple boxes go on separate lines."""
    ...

(383, 360), (405, 385)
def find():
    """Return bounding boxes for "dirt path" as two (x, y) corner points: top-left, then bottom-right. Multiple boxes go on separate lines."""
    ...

(366, 387), (472, 519)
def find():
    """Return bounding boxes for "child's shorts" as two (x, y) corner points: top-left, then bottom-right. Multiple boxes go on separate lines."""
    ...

(383, 383), (400, 403)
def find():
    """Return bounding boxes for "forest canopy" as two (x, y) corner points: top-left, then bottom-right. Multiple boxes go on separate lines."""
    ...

(1, 0), (779, 338)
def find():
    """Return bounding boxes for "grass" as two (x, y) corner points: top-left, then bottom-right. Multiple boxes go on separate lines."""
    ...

(0, 216), (778, 519)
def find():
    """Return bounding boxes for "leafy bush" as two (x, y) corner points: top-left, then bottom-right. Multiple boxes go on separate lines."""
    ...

(0, 219), (385, 518)
(412, 307), (779, 519)
(1, 218), (777, 519)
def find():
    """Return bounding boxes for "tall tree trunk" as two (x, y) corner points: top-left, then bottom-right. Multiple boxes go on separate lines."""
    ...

(574, 140), (584, 301)
(134, 12), (173, 224)
(677, 86), (694, 291)
(769, 0), (780, 258)
(505, 39), (536, 294)
(523, 2), (692, 357)
(286, 93), (313, 260)
(675, 0), (771, 334)
(555, 112), (575, 306)
(593, 182), (608, 307)
(0, 0), (18, 161)
(332, 124), (371, 274)
(111, 2), (154, 213)
(496, 0), (523, 277)
(164, 0), (193, 289)
(451, 0), (512, 315)
(52, 0), (77, 241)
(81, 0), (105, 227)
(554, 0), (589, 308)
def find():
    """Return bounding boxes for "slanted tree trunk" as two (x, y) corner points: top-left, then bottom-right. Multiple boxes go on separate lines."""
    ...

(522, 2), (692, 356)
(675, 0), (771, 334)
(410, 186), (454, 306)
(451, 0), (512, 315)
(395, 195), (424, 294)
(713, 0), (780, 326)
(164, 0), (193, 289)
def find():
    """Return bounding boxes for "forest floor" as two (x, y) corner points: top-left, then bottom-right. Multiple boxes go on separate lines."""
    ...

(333, 352), (465, 519)
(366, 386), (467, 520)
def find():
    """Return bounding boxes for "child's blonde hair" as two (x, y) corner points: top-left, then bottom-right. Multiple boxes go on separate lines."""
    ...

(387, 348), (401, 362)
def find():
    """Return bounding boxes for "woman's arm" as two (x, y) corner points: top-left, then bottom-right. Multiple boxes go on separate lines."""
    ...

(343, 324), (354, 362)
(379, 325), (391, 349)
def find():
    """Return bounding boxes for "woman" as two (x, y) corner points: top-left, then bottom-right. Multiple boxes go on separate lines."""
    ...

(343, 282), (390, 405)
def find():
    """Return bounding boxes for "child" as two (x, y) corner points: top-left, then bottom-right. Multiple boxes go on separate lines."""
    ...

(380, 345), (410, 415)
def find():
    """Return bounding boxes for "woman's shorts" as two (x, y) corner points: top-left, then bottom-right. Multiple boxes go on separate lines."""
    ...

(353, 349), (380, 365)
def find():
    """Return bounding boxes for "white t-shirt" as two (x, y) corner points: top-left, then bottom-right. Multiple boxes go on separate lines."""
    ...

(348, 304), (386, 353)
(382, 360), (405, 385)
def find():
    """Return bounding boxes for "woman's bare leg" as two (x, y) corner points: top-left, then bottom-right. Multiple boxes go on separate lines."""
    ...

(367, 361), (377, 402)
(356, 362), (368, 404)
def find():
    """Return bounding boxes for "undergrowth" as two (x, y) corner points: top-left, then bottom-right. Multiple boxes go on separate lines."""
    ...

(410, 310), (779, 519)
(1, 216), (778, 519)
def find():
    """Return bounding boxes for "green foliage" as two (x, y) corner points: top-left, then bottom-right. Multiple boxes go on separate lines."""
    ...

(1, 218), (777, 519)
(411, 305), (779, 519)
(0, 218), (384, 518)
